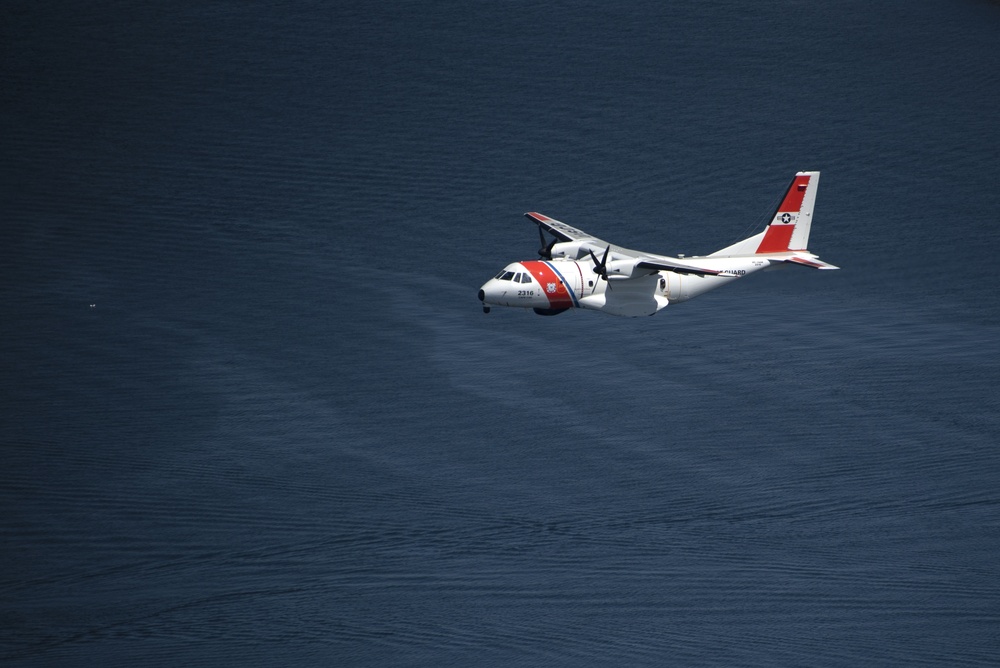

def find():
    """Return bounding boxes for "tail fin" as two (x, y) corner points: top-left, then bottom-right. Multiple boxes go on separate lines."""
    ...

(755, 171), (819, 253)
(709, 171), (822, 257)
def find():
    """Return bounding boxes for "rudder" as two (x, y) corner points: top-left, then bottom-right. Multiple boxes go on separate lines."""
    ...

(755, 171), (819, 253)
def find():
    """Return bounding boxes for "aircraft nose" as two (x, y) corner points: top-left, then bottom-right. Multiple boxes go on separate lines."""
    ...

(479, 279), (503, 305)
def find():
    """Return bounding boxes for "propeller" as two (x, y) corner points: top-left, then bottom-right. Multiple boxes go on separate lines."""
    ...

(588, 245), (611, 281)
(537, 226), (557, 259)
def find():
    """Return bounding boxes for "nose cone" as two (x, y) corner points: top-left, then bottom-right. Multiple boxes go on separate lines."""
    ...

(479, 279), (500, 305)
(479, 278), (513, 306)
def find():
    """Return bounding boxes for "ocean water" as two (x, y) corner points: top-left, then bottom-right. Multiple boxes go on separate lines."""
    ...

(2, 1), (1000, 665)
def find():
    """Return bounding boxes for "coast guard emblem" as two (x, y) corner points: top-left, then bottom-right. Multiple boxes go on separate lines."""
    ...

(546, 282), (557, 294)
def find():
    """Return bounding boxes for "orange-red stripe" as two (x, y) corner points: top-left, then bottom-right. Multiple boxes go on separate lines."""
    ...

(522, 261), (575, 309)
(778, 174), (811, 212)
(756, 224), (795, 253)
(757, 174), (811, 253)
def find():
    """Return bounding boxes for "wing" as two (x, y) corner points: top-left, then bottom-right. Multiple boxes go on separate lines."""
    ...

(526, 212), (719, 276)
(524, 212), (608, 245)
(636, 258), (720, 276)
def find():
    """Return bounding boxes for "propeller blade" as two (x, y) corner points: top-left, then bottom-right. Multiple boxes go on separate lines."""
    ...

(537, 227), (556, 259)
(589, 245), (611, 280)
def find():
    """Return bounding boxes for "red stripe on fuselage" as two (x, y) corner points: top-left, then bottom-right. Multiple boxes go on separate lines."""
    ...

(521, 261), (575, 309)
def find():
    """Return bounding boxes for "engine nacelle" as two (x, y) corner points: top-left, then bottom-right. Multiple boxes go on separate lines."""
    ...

(549, 241), (589, 260)
(604, 258), (653, 280)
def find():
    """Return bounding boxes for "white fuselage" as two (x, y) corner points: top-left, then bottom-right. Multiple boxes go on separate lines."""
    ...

(479, 255), (774, 317)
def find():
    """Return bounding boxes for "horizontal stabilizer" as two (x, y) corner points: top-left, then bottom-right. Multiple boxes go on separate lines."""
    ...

(786, 256), (840, 270)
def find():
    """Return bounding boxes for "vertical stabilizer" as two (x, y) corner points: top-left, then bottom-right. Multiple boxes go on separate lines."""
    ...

(755, 171), (819, 252)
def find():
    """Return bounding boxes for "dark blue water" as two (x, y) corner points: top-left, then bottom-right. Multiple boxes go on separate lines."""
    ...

(3, 1), (1000, 665)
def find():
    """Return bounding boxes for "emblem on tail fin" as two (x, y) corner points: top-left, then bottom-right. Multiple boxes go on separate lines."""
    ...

(756, 172), (819, 253)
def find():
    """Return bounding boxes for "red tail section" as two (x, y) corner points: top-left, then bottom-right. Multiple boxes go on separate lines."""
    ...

(756, 172), (817, 253)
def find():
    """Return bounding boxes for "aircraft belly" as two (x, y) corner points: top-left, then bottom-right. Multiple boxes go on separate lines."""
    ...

(584, 274), (665, 317)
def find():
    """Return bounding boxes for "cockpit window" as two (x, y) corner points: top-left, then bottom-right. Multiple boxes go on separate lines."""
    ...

(494, 270), (506, 279)
(513, 272), (522, 282)
(500, 271), (515, 281)
(520, 273), (533, 283)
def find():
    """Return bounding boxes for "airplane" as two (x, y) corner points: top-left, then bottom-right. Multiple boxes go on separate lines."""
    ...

(478, 171), (838, 317)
